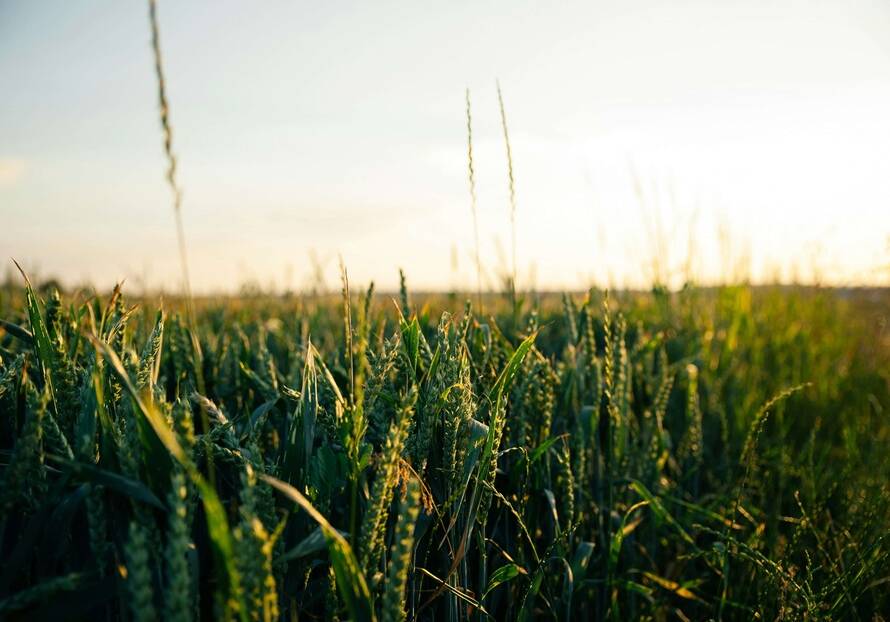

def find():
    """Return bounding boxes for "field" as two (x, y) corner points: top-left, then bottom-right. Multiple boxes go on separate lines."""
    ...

(0, 275), (888, 620)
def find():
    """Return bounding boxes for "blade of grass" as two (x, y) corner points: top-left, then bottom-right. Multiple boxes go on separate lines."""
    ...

(261, 474), (375, 622)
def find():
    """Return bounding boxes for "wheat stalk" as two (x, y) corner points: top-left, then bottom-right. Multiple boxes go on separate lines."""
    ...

(465, 88), (483, 310)
(496, 80), (518, 298)
(148, 0), (197, 325)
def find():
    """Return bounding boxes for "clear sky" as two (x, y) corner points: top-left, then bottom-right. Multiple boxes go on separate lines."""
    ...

(2, 0), (889, 292)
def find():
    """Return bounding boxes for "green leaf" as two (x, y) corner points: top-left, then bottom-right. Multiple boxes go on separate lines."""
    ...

(399, 314), (421, 376)
(0, 572), (88, 616)
(471, 332), (537, 516)
(74, 365), (99, 459)
(487, 332), (537, 406)
(527, 435), (561, 464)
(415, 567), (490, 617)
(483, 563), (525, 598)
(479, 333), (537, 478)
(608, 500), (649, 574)
(517, 571), (545, 622)
(571, 541), (596, 581)
(45, 454), (163, 509)
(0, 319), (33, 344)
(516, 527), (577, 622)
(261, 474), (375, 622)
(629, 480), (695, 546)
(617, 580), (654, 600)
(14, 261), (55, 390)
(282, 526), (341, 562)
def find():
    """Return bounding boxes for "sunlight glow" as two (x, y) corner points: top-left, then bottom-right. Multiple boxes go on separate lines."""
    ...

(1, 0), (889, 291)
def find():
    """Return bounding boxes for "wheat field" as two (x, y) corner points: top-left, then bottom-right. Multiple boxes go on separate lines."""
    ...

(2, 1), (889, 620)
(0, 277), (887, 620)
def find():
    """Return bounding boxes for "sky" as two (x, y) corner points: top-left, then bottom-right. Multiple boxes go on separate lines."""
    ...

(2, 0), (889, 293)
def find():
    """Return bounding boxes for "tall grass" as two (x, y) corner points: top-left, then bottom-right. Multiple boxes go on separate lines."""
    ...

(0, 279), (887, 620)
(148, 0), (195, 324)
(497, 81), (518, 302)
(465, 88), (483, 313)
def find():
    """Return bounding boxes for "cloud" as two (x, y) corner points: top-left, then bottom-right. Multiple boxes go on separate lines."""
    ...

(0, 159), (25, 187)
